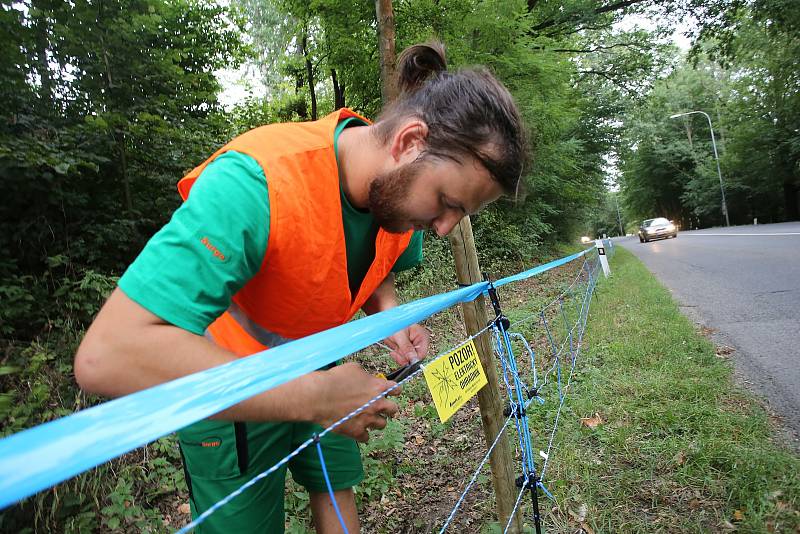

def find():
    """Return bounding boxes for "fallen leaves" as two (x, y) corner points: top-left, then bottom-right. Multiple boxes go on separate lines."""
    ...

(568, 503), (588, 522)
(580, 413), (603, 429)
(716, 345), (735, 358)
(568, 503), (593, 534)
(178, 502), (191, 515)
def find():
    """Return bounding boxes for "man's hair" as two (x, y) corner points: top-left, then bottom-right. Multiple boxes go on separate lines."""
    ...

(374, 42), (527, 195)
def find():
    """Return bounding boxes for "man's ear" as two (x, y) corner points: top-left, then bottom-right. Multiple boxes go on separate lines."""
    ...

(389, 120), (429, 163)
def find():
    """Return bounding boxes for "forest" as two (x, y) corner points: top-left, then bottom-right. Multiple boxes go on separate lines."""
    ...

(0, 0), (797, 531)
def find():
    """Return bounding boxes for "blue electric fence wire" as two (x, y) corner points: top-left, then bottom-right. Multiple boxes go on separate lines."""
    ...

(493, 251), (600, 531)
(316, 437), (350, 534)
(183, 249), (604, 533)
(492, 331), (527, 475)
(559, 299), (574, 380)
(507, 333), (542, 400)
(540, 255), (598, 481)
(500, 326), (536, 475)
(174, 434), (316, 534)
(492, 327), (533, 478)
(507, 254), (594, 331)
(437, 410), (516, 533)
(503, 484), (529, 534)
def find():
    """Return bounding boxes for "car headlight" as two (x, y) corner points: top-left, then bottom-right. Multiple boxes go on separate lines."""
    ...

(666, 224), (675, 231)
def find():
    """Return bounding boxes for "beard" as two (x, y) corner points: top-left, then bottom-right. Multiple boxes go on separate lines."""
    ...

(367, 160), (424, 234)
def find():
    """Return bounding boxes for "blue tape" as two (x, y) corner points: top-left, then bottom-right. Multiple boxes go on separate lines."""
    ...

(493, 248), (591, 288)
(0, 248), (590, 509)
(0, 282), (486, 509)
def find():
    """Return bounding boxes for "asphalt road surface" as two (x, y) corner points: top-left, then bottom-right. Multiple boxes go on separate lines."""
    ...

(617, 221), (800, 447)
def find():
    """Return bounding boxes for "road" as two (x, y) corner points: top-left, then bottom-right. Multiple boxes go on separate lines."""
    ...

(617, 222), (800, 447)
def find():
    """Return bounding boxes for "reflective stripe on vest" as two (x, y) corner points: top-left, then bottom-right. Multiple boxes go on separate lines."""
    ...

(204, 302), (294, 350)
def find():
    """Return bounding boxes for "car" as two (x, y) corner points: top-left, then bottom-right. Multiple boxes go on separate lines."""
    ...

(638, 217), (677, 242)
(580, 236), (592, 244)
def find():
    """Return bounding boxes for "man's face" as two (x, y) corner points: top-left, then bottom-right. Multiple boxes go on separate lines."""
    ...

(368, 155), (504, 237)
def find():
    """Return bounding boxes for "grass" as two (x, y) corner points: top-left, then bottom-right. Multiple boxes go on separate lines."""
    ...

(527, 246), (800, 533)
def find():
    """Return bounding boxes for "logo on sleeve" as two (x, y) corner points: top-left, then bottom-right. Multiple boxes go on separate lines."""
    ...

(200, 237), (227, 261)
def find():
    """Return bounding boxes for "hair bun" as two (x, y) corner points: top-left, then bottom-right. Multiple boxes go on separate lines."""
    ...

(396, 42), (447, 95)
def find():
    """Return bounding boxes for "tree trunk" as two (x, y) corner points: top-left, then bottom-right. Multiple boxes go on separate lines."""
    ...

(375, 0), (398, 105)
(301, 33), (317, 120)
(331, 68), (345, 109)
(98, 0), (131, 213)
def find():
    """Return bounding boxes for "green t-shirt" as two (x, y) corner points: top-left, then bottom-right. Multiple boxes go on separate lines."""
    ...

(118, 119), (423, 335)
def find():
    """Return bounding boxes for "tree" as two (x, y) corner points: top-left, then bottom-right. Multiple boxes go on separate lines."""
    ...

(0, 0), (245, 337)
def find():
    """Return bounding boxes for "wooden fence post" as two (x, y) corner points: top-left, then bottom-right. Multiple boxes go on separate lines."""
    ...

(449, 217), (523, 533)
(374, 6), (521, 526)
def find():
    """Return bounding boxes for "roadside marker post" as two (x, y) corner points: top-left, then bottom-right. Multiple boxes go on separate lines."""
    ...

(595, 239), (611, 278)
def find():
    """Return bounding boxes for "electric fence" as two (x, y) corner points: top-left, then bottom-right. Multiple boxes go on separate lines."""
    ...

(0, 241), (614, 533)
(176, 245), (605, 533)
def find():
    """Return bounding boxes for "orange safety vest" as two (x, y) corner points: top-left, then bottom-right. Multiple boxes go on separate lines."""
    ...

(177, 109), (413, 357)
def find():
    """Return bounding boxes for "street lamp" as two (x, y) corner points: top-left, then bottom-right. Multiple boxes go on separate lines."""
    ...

(669, 110), (730, 226)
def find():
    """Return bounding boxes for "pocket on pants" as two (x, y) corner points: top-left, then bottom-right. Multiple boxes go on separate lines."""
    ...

(178, 420), (248, 480)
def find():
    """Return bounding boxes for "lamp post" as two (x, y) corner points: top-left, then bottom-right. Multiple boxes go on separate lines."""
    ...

(669, 110), (730, 226)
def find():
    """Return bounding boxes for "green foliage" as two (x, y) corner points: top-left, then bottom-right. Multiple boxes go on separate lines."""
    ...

(0, 1), (245, 530)
(0, 0), (247, 346)
(620, 4), (800, 226)
(3, 0), (797, 530)
(356, 418), (407, 505)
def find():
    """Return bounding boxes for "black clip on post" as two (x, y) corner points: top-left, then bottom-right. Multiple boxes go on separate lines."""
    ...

(483, 273), (510, 331)
(515, 471), (543, 534)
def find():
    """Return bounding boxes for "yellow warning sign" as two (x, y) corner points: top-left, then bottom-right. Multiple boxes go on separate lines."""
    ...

(423, 339), (488, 423)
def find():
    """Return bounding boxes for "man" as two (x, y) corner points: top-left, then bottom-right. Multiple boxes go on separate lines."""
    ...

(74, 42), (525, 533)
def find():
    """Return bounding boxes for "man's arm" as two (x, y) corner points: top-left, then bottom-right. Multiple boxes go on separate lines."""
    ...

(361, 273), (430, 366)
(74, 289), (397, 442)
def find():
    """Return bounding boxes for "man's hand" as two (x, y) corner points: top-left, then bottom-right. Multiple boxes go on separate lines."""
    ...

(362, 274), (430, 365)
(384, 323), (430, 366)
(75, 289), (395, 443)
(310, 362), (400, 443)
